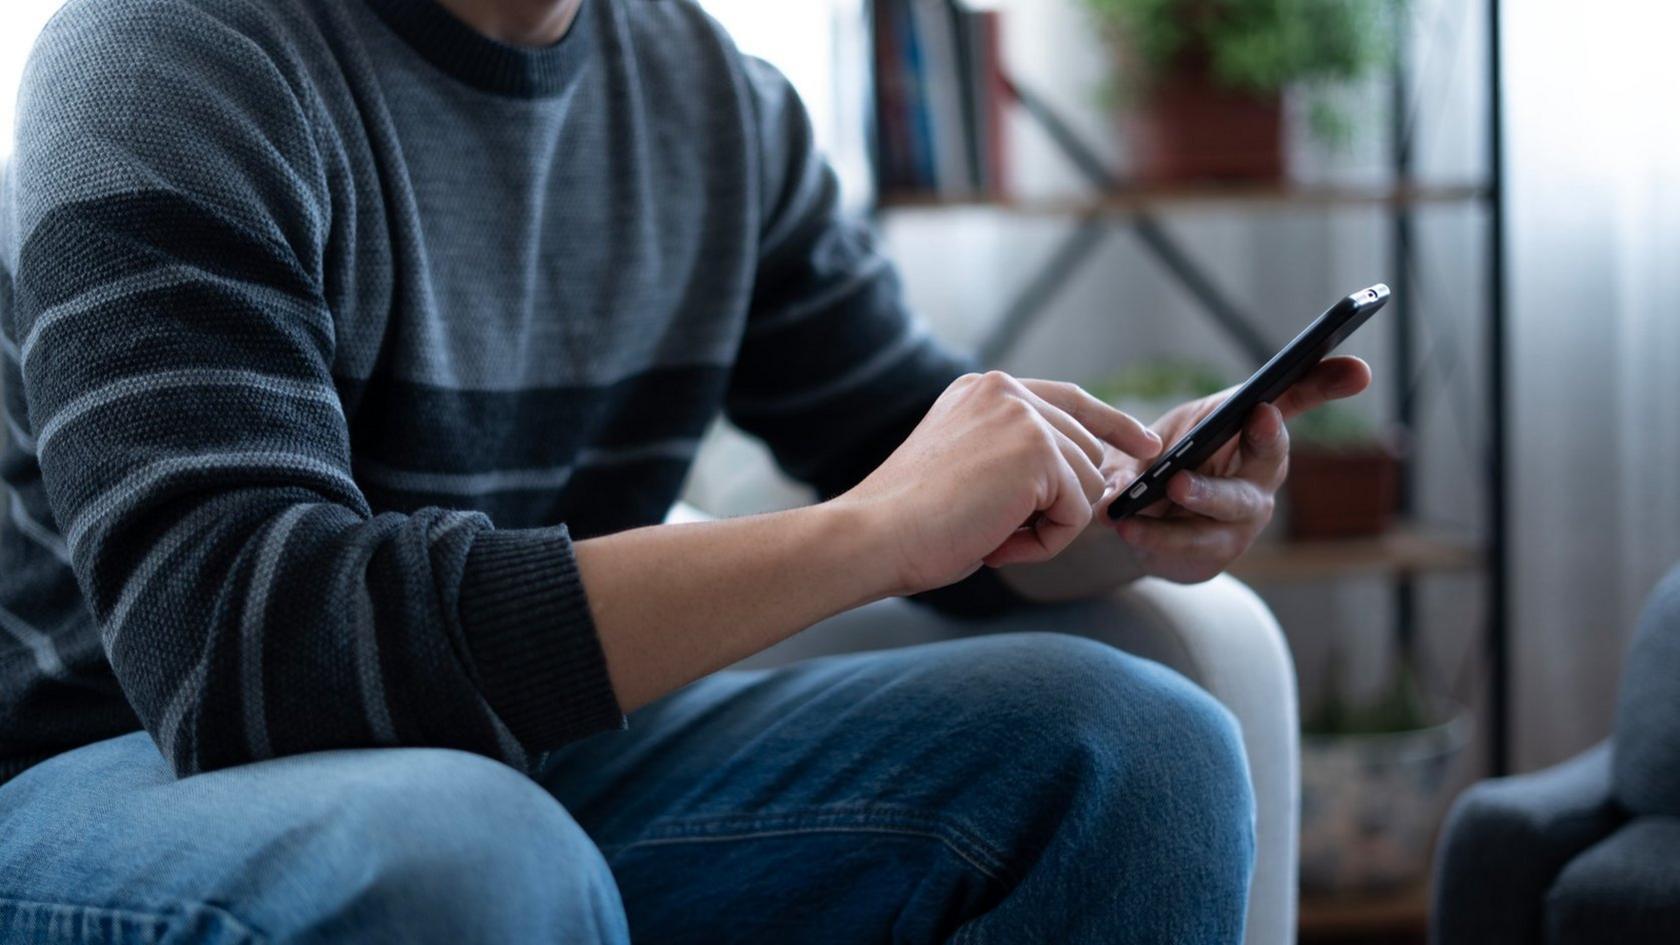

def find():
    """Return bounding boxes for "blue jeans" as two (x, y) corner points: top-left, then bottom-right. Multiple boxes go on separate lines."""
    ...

(0, 633), (1254, 943)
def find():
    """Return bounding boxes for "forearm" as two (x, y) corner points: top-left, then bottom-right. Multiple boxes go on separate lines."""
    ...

(997, 522), (1146, 603)
(575, 501), (900, 712)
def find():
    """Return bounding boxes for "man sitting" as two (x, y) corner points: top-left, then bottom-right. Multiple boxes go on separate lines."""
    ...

(0, 0), (1368, 941)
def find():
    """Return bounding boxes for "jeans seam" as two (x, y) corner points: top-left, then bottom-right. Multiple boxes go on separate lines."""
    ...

(600, 805), (1016, 886)
(0, 894), (267, 944)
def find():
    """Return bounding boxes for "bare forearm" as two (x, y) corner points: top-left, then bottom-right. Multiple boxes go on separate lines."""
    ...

(577, 371), (1181, 709)
(574, 502), (899, 712)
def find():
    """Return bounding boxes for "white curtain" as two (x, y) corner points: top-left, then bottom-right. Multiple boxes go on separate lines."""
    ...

(1507, 1), (1680, 769)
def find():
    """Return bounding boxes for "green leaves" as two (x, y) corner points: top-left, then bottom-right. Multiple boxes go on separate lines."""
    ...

(1083, 0), (1406, 140)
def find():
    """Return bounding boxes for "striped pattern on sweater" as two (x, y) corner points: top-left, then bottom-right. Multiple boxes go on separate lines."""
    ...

(0, 0), (1001, 786)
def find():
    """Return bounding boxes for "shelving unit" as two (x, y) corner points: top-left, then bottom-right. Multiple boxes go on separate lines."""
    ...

(878, 181), (1490, 215)
(869, 4), (1509, 938)
(1231, 524), (1481, 585)
(1298, 881), (1432, 943)
(868, 4), (1510, 795)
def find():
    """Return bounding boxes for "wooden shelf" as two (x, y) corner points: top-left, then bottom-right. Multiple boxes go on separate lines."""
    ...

(1229, 524), (1482, 585)
(876, 182), (1490, 216)
(1299, 880), (1431, 942)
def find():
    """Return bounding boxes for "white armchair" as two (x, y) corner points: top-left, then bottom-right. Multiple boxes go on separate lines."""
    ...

(672, 503), (1301, 945)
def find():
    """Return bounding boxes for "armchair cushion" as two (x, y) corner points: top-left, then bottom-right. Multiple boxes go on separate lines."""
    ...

(1614, 563), (1680, 818)
(1544, 816), (1680, 945)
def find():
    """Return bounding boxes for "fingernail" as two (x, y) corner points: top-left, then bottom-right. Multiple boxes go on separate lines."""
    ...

(1185, 473), (1205, 500)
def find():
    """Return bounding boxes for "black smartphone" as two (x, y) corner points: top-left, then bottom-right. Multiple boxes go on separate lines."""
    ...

(1106, 283), (1390, 521)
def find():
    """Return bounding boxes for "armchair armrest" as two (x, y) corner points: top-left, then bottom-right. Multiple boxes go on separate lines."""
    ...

(1432, 742), (1624, 945)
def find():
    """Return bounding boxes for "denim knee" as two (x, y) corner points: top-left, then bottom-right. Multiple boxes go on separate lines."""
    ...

(264, 748), (628, 944)
(929, 632), (1256, 942)
(936, 633), (1256, 875)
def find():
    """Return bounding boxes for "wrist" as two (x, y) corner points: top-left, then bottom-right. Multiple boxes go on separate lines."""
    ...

(809, 496), (916, 603)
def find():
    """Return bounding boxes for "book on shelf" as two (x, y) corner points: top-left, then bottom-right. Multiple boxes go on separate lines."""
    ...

(871, 0), (1008, 202)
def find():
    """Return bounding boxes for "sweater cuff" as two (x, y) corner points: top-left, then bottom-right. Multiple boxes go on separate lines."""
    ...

(459, 526), (624, 752)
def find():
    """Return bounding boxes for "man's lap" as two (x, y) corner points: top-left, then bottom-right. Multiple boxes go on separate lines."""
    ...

(545, 632), (1202, 868)
(0, 633), (1253, 944)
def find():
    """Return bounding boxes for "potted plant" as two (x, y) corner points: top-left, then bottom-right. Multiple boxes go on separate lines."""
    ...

(1300, 659), (1469, 893)
(1285, 403), (1401, 540)
(1078, 0), (1405, 182)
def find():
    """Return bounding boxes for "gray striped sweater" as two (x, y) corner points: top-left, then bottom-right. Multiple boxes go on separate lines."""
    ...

(0, 0), (1008, 785)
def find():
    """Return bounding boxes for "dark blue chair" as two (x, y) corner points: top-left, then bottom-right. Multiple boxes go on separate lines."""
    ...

(1431, 563), (1680, 944)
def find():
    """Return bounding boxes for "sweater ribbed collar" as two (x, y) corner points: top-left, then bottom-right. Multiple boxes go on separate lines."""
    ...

(361, 0), (594, 99)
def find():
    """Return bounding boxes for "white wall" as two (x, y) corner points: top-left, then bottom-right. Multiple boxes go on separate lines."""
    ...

(1504, 0), (1680, 769)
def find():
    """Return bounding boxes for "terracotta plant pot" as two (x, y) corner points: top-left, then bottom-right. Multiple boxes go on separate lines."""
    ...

(1125, 65), (1284, 184)
(1285, 444), (1401, 540)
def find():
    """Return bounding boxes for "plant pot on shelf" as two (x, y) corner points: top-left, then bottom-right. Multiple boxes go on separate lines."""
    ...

(1285, 442), (1402, 540)
(1300, 703), (1470, 894)
(1124, 64), (1285, 184)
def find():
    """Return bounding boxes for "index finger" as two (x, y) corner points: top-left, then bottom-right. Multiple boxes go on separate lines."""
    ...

(1020, 379), (1163, 460)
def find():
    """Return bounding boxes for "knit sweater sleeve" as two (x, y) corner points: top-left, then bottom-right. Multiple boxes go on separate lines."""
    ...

(8, 0), (620, 777)
(724, 57), (1025, 617)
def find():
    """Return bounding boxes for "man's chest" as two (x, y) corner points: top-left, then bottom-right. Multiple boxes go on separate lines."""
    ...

(317, 51), (764, 396)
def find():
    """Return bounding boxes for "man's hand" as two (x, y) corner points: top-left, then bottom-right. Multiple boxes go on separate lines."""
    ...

(1102, 356), (1373, 584)
(835, 371), (1162, 596)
